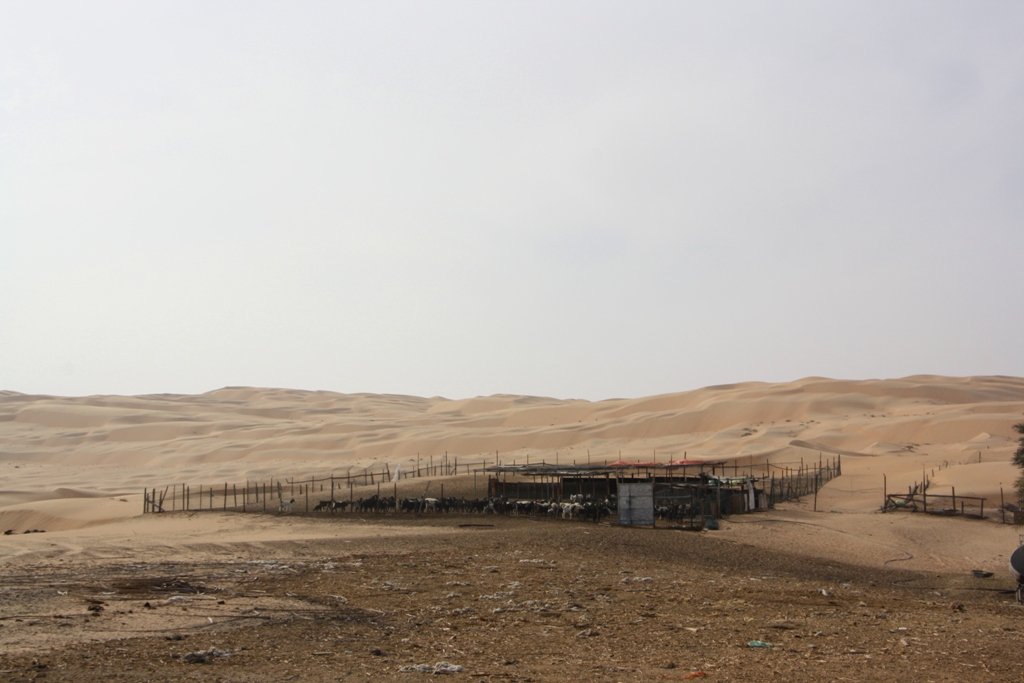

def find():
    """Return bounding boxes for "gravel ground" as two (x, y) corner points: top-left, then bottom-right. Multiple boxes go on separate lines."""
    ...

(2, 514), (1023, 682)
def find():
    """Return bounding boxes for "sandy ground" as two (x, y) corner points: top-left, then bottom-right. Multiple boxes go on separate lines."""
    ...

(2, 514), (1023, 682)
(2, 375), (1024, 679)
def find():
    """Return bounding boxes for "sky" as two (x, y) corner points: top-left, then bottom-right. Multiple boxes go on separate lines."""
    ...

(2, 1), (1023, 401)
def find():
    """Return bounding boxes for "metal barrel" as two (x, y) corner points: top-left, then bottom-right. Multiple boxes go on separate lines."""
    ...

(1009, 546), (1024, 583)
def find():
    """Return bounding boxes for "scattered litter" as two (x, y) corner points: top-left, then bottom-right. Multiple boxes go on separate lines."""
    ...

(576, 628), (599, 638)
(972, 570), (994, 579)
(398, 662), (464, 674)
(182, 647), (230, 664)
(684, 672), (707, 679)
(818, 589), (829, 597)
(747, 640), (773, 648)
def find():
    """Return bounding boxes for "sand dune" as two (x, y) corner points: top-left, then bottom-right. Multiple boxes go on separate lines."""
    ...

(2, 376), (1021, 489)
(1, 376), (1023, 562)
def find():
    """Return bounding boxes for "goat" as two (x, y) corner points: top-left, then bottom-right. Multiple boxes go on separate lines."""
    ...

(278, 498), (296, 513)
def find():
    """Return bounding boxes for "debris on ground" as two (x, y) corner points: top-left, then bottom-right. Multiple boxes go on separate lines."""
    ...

(747, 640), (773, 648)
(398, 661), (464, 674)
(182, 647), (231, 664)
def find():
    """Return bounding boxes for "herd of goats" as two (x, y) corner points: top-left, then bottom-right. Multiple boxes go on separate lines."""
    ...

(275, 493), (709, 523)
(290, 493), (614, 520)
(277, 493), (618, 522)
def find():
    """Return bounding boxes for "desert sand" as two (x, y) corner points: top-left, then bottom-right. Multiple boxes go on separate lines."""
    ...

(2, 376), (1024, 680)
(2, 375), (1023, 559)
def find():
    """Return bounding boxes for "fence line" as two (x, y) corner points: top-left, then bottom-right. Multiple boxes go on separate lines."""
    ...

(144, 454), (843, 516)
(765, 458), (840, 508)
(143, 457), (495, 514)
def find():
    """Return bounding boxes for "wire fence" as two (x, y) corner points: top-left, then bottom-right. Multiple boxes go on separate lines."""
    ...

(144, 454), (843, 518)
(143, 457), (493, 514)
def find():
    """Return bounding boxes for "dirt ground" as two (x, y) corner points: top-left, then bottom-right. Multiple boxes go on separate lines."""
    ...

(1, 512), (1023, 683)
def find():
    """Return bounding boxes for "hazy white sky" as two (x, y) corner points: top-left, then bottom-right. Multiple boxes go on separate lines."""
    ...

(2, 1), (1022, 400)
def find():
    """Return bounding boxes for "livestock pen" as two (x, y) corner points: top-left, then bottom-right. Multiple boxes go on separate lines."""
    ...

(142, 452), (842, 529)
